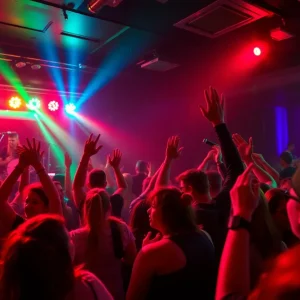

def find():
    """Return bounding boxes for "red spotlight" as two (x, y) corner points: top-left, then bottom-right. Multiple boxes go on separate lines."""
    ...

(9, 97), (22, 109)
(48, 100), (59, 112)
(253, 47), (261, 56)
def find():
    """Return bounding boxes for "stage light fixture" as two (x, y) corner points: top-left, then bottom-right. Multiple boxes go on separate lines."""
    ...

(8, 97), (22, 109)
(15, 61), (26, 68)
(87, 0), (123, 13)
(253, 47), (261, 56)
(65, 103), (76, 114)
(31, 64), (41, 70)
(27, 98), (41, 110)
(48, 100), (59, 112)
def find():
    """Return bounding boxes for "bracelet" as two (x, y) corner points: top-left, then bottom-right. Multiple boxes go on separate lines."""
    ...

(36, 168), (46, 175)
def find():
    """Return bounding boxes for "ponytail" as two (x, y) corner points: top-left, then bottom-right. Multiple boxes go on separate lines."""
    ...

(84, 189), (110, 269)
(87, 193), (104, 249)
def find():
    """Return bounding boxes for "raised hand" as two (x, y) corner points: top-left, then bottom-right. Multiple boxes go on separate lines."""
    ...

(108, 149), (122, 169)
(84, 134), (102, 157)
(230, 164), (259, 221)
(18, 138), (44, 169)
(232, 133), (253, 162)
(166, 136), (183, 161)
(142, 232), (161, 247)
(206, 148), (217, 160)
(212, 145), (223, 163)
(200, 86), (225, 126)
(64, 152), (72, 169)
(252, 153), (264, 161)
(17, 147), (30, 169)
(148, 162), (152, 176)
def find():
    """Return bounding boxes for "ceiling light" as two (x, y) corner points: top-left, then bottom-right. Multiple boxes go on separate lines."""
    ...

(27, 98), (41, 110)
(9, 97), (22, 109)
(48, 101), (59, 112)
(253, 47), (261, 56)
(15, 61), (26, 68)
(31, 64), (41, 70)
(65, 103), (76, 114)
(270, 28), (294, 41)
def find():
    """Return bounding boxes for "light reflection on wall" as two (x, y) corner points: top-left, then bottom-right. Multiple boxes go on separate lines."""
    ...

(275, 106), (288, 155)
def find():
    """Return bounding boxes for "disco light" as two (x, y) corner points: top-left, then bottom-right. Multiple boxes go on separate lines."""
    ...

(8, 96), (22, 109)
(48, 100), (59, 111)
(65, 103), (76, 114)
(27, 98), (41, 110)
(253, 47), (261, 56)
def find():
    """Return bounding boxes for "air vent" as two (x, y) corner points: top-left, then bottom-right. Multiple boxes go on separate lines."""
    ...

(174, 0), (273, 38)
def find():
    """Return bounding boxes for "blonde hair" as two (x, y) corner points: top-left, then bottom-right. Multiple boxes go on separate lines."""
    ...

(84, 188), (111, 269)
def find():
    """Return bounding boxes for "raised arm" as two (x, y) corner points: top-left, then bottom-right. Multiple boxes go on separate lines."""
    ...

(213, 145), (227, 180)
(108, 149), (127, 195)
(20, 138), (62, 216)
(252, 153), (280, 184)
(0, 163), (24, 235)
(129, 164), (163, 214)
(200, 87), (244, 210)
(19, 167), (30, 192)
(216, 164), (259, 299)
(155, 136), (183, 188)
(10, 167), (30, 216)
(64, 152), (73, 201)
(73, 134), (102, 208)
(232, 134), (277, 188)
(102, 155), (116, 190)
(197, 149), (215, 172)
(141, 165), (162, 197)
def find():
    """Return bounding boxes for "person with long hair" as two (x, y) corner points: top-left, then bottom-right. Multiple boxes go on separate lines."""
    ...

(0, 214), (112, 300)
(0, 138), (62, 239)
(265, 188), (298, 247)
(70, 188), (137, 300)
(127, 187), (216, 300)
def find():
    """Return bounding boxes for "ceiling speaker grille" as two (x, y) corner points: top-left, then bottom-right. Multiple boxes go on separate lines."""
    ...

(174, 0), (273, 38)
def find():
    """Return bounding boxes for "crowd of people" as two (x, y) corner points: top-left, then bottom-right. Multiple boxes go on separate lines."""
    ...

(0, 86), (300, 299)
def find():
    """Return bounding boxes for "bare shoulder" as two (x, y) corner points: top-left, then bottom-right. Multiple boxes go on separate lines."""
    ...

(140, 239), (186, 274)
(135, 239), (172, 270)
(142, 238), (179, 257)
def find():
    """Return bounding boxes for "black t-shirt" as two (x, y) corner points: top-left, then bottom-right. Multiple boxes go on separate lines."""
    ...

(110, 194), (124, 218)
(132, 173), (147, 197)
(147, 232), (216, 300)
(11, 214), (25, 231)
(279, 166), (296, 180)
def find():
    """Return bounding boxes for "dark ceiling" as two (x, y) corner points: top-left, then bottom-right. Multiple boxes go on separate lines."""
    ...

(0, 0), (300, 91)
